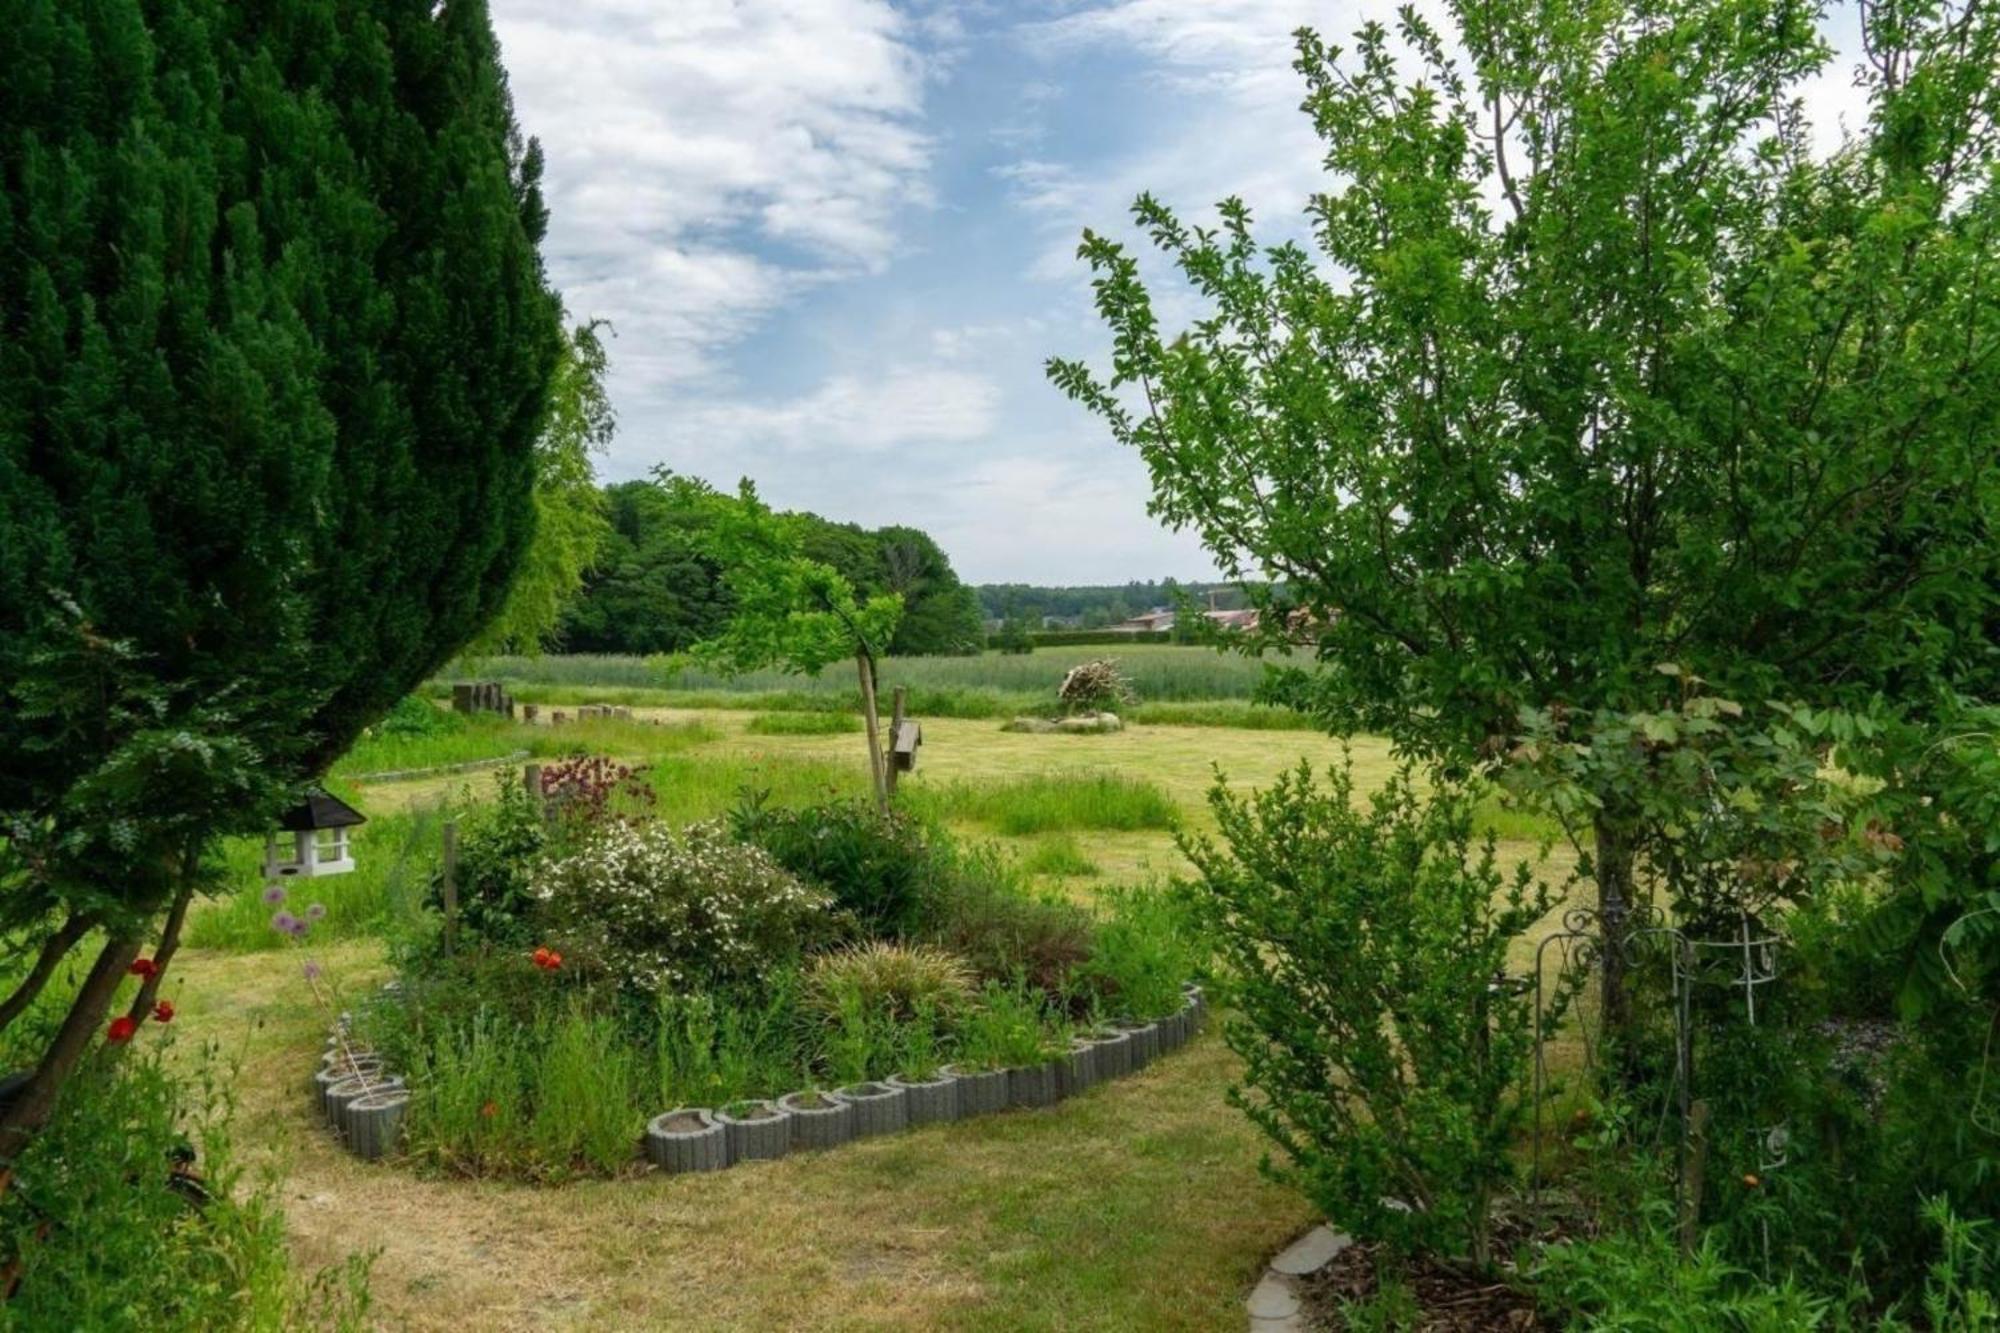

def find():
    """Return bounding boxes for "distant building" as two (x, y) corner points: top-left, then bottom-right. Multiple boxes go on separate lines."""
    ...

(1109, 608), (1178, 634)
(1203, 608), (1259, 631)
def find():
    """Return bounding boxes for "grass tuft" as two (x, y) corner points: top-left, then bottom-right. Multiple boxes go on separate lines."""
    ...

(744, 711), (861, 736)
(1019, 835), (1103, 878)
(911, 773), (1180, 836)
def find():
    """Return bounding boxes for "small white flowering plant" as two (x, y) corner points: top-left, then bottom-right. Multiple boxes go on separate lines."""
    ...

(531, 819), (835, 994)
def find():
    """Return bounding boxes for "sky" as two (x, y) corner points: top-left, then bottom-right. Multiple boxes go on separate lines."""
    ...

(488, 0), (1874, 586)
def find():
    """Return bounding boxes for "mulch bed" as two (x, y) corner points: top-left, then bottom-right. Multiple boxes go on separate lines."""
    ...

(1298, 1242), (1551, 1331)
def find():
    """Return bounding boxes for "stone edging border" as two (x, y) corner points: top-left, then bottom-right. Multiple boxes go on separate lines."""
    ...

(1246, 1223), (1354, 1331)
(312, 982), (1210, 1170)
(347, 749), (531, 783)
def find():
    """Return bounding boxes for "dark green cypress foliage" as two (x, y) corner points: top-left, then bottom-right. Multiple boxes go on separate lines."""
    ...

(0, 0), (559, 901)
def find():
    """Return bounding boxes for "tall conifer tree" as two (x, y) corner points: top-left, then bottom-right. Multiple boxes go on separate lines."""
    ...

(0, 0), (560, 1149)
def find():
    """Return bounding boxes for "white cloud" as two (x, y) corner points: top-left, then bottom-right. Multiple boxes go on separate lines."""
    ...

(1004, 1), (1334, 280)
(677, 366), (1001, 457)
(493, 0), (936, 393)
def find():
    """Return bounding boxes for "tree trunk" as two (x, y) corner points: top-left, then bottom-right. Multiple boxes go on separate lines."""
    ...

(855, 648), (889, 812)
(0, 910), (93, 1038)
(1593, 812), (1634, 1043)
(115, 883), (194, 1038)
(0, 931), (144, 1164)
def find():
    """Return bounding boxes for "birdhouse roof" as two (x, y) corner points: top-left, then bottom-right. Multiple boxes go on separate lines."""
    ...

(278, 789), (367, 831)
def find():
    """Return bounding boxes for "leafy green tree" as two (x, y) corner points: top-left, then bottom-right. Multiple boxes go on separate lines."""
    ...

(560, 480), (734, 655)
(1051, 0), (1999, 1018)
(463, 319), (615, 656)
(689, 480), (904, 809)
(0, 0), (558, 1152)
(877, 525), (983, 656)
(562, 481), (979, 657)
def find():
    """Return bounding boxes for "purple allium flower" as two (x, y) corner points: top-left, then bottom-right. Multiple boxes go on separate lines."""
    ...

(305, 902), (327, 922)
(270, 910), (300, 935)
(302, 959), (323, 982)
(261, 884), (288, 906)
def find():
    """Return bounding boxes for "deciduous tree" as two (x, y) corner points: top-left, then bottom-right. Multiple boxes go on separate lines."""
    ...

(1052, 0), (1999, 1019)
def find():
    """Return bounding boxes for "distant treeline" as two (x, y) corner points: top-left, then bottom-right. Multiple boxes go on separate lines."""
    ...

(974, 580), (1248, 628)
(560, 480), (984, 657)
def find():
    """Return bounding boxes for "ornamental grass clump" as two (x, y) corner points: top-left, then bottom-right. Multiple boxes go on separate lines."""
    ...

(804, 942), (976, 1026)
(532, 821), (833, 994)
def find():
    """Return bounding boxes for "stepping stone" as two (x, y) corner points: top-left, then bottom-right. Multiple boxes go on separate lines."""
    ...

(1270, 1224), (1350, 1277)
(1246, 1273), (1300, 1322)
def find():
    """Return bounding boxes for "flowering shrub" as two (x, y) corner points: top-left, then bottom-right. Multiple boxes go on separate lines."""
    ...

(532, 821), (834, 993)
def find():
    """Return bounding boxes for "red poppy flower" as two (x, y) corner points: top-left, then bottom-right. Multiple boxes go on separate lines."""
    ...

(532, 946), (552, 969)
(152, 1000), (175, 1024)
(479, 1100), (498, 1120)
(128, 958), (159, 978)
(106, 1015), (138, 1043)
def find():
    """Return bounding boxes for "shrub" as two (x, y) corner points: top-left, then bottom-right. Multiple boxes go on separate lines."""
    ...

(729, 795), (936, 936)
(1078, 881), (1201, 1020)
(804, 941), (976, 1025)
(533, 820), (833, 993)
(379, 694), (462, 738)
(917, 847), (1095, 995)
(1057, 658), (1135, 715)
(0, 1049), (373, 1329)
(426, 772), (550, 948)
(1183, 757), (1560, 1267)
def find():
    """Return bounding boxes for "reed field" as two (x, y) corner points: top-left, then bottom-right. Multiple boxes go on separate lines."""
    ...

(432, 645), (1318, 727)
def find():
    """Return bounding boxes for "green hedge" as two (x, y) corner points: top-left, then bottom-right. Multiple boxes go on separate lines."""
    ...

(996, 630), (1178, 649)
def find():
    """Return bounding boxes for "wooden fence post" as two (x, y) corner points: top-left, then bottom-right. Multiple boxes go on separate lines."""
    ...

(886, 687), (908, 797)
(440, 820), (459, 956)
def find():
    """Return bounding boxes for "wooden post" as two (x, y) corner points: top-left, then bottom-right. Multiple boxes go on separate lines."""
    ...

(886, 687), (908, 797)
(441, 821), (459, 956)
(1681, 1098), (1711, 1257)
(452, 683), (474, 714)
(855, 649), (888, 813)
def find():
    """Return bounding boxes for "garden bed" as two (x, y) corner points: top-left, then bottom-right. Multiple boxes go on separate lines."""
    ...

(313, 982), (1207, 1173)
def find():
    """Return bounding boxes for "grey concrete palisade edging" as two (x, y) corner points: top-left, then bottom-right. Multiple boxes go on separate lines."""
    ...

(835, 1081), (910, 1138)
(777, 1090), (854, 1150)
(343, 1091), (411, 1161)
(718, 1100), (791, 1162)
(1007, 1060), (1063, 1109)
(647, 1108), (730, 1173)
(941, 1064), (1011, 1117)
(886, 1072), (959, 1125)
(1081, 1027), (1133, 1081)
(1246, 1224), (1353, 1332)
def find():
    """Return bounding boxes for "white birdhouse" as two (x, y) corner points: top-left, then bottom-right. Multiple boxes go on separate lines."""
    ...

(263, 790), (366, 879)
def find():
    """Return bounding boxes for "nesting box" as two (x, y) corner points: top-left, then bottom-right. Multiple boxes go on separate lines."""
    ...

(892, 721), (922, 772)
(263, 790), (367, 880)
